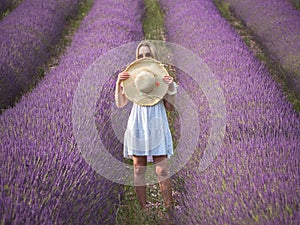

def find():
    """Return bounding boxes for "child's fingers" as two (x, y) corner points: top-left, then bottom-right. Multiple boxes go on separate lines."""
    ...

(164, 75), (173, 80)
(163, 75), (173, 84)
(118, 72), (130, 81)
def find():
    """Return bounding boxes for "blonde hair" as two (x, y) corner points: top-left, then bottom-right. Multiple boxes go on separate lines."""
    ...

(135, 40), (158, 60)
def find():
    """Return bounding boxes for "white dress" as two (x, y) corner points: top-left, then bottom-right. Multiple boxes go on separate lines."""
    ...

(123, 100), (174, 159)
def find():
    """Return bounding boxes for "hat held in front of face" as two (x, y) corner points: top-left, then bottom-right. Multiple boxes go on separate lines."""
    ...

(122, 58), (169, 106)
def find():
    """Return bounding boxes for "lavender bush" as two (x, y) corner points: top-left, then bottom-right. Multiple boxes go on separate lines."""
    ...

(222, 0), (300, 97)
(0, 0), (143, 224)
(0, 0), (23, 15)
(160, 0), (300, 224)
(0, 0), (82, 110)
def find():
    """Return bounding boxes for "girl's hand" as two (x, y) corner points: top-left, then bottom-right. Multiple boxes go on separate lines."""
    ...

(117, 71), (130, 84)
(163, 75), (174, 84)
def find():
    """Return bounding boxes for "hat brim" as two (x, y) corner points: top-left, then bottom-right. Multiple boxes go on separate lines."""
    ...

(122, 58), (169, 106)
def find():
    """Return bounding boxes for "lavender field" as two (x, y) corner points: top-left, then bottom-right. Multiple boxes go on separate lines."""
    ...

(161, 0), (299, 224)
(222, 0), (300, 98)
(0, 0), (143, 224)
(0, 0), (82, 109)
(0, 0), (299, 224)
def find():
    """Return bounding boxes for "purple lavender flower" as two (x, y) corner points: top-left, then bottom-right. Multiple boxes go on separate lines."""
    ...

(0, 0), (22, 15)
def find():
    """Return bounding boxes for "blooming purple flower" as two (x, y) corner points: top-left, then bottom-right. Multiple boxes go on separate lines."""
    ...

(0, 0), (22, 15)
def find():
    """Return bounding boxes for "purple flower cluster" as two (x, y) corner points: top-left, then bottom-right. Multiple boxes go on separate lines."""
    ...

(0, 0), (143, 224)
(223, 0), (300, 97)
(0, 0), (82, 109)
(0, 0), (23, 14)
(161, 0), (300, 224)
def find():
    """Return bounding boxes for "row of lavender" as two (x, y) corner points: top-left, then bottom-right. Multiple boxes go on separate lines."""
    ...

(161, 0), (299, 224)
(222, 0), (300, 98)
(0, 0), (82, 110)
(0, 0), (22, 15)
(0, 0), (143, 224)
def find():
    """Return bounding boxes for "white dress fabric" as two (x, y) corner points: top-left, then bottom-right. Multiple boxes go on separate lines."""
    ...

(123, 100), (174, 159)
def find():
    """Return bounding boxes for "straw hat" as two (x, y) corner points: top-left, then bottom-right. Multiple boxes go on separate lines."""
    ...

(122, 58), (169, 106)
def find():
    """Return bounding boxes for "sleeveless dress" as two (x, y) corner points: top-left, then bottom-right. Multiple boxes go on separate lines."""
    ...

(123, 100), (174, 159)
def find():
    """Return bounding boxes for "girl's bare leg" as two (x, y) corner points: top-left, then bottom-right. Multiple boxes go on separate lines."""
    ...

(153, 155), (173, 209)
(132, 155), (147, 209)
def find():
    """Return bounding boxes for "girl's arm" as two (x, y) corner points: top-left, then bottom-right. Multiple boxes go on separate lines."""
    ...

(163, 76), (177, 111)
(115, 71), (129, 108)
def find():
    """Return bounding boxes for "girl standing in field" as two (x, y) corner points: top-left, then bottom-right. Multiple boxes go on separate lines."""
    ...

(115, 40), (177, 213)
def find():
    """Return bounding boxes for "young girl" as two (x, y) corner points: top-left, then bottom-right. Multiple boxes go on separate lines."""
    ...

(115, 40), (177, 211)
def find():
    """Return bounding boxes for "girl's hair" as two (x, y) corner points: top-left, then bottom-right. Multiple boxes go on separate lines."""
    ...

(135, 40), (158, 60)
